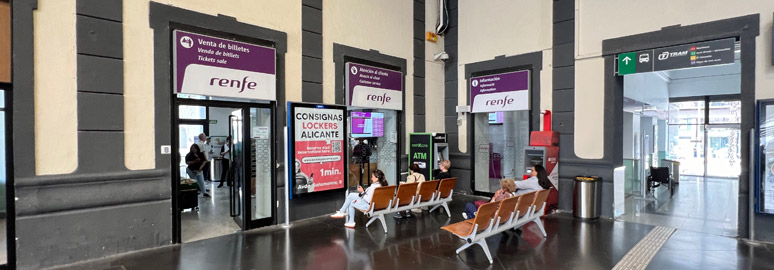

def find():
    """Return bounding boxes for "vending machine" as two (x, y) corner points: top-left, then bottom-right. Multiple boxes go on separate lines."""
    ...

(409, 133), (448, 180)
(523, 111), (559, 189)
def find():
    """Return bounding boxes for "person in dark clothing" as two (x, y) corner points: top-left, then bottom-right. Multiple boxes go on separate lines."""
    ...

(434, 160), (451, 180)
(217, 136), (232, 188)
(185, 144), (210, 197)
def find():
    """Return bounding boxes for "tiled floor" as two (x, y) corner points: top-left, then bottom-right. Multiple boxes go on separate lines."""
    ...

(181, 180), (241, 243)
(617, 176), (738, 237)
(48, 194), (774, 270)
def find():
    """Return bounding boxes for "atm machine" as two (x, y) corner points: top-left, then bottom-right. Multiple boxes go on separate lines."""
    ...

(523, 111), (559, 214)
(409, 133), (448, 180)
(523, 111), (559, 189)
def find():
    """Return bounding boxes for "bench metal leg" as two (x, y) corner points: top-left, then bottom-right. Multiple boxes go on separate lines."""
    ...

(455, 242), (473, 254)
(430, 201), (451, 217)
(475, 239), (493, 264)
(533, 217), (547, 238)
(366, 216), (378, 228)
(365, 214), (388, 233)
(377, 214), (387, 233)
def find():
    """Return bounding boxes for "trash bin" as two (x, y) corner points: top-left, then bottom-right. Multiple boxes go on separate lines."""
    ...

(573, 176), (601, 220)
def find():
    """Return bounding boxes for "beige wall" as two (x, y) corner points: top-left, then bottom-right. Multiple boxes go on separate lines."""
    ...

(34, 0), (78, 175)
(322, 0), (414, 149)
(424, 0), (445, 133)
(573, 0), (774, 159)
(123, 0), (303, 170)
(0, 1), (9, 83)
(456, 0), (553, 152)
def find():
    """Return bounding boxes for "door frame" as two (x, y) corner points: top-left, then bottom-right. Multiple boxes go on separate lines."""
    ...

(604, 14), (758, 236)
(172, 98), (277, 243)
(0, 82), (14, 268)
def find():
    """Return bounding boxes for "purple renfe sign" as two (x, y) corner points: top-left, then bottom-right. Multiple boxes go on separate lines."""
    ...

(173, 30), (276, 100)
(469, 70), (530, 113)
(345, 63), (403, 110)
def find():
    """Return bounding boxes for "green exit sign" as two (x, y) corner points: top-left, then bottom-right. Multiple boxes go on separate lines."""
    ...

(617, 52), (636, 75)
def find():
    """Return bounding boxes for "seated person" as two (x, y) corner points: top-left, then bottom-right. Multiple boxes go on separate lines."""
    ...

(462, 179), (516, 219)
(394, 164), (426, 219)
(515, 165), (553, 195)
(435, 160), (451, 180)
(331, 169), (389, 228)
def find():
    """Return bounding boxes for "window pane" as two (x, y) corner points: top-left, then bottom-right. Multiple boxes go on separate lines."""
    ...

(709, 100), (741, 124)
(473, 110), (530, 193)
(668, 100), (705, 125)
(178, 105), (206, 119)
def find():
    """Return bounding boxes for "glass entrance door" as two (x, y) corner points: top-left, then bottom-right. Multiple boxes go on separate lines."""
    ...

(229, 111), (245, 227)
(705, 125), (741, 177)
(667, 99), (741, 177)
(248, 107), (274, 226)
(229, 106), (275, 228)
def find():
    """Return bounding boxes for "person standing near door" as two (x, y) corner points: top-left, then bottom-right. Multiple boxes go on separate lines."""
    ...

(217, 136), (232, 188)
(185, 144), (211, 197)
(197, 133), (214, 182)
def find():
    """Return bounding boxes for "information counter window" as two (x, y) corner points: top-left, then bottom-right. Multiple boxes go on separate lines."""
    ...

(473, 111), (530, 193)
(348, 109), (399, 186)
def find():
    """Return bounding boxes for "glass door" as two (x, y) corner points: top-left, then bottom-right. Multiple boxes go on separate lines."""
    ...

(229, 111), (244, 227)
(229, 105), (275, 229)
(668, 100), (706, 176)
(705, 125), (741, 177)
(248, 107), (274, 226)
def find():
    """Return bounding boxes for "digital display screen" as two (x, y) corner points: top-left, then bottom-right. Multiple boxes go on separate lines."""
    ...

(351, 112), (384, 138)
(488, 112), (504, 124)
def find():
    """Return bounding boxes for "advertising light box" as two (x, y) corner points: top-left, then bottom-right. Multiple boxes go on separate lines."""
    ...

(288, 103), (347, 197)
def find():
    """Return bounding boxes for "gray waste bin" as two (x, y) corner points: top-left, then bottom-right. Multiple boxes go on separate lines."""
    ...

(573, 176), (601, 220)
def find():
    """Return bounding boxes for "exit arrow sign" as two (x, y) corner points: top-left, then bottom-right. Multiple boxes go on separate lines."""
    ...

(617, 52), (636, 75)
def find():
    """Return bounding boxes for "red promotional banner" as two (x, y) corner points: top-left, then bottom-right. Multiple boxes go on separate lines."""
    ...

(292, 106), (346, 195)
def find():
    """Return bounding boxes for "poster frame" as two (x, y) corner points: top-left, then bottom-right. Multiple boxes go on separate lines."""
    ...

(287, 102), (349, 199)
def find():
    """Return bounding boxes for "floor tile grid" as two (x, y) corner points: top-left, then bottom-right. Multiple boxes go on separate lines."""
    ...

(612, 226), (676, 270)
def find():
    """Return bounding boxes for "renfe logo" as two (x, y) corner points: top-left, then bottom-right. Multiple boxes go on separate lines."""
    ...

(210, 76), (258, 93)
(485, 95), (514, 108)
(366, 93), (391, 105)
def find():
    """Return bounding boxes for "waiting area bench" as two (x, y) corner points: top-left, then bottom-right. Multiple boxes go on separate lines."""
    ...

(360, 178), (457, 233)
(440, 188), (552, 264)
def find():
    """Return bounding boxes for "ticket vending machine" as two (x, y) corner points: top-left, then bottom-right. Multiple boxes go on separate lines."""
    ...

(409, 133), (448, 180)
(523, 111), (559, 189)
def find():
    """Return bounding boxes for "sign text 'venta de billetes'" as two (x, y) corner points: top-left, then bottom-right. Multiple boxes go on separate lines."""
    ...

(173, 30), (276, 101)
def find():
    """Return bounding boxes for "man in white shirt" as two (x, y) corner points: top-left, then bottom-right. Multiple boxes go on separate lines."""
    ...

(197, 133), (214, 181)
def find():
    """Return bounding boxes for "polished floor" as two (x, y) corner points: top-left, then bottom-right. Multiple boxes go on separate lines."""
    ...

(617, 176), (739, 237)
(181, 180), (240, 243)
(50, 194), (774, 270)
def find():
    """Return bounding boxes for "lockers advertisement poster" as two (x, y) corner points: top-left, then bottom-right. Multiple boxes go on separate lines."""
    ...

(289, 103), (347, 196)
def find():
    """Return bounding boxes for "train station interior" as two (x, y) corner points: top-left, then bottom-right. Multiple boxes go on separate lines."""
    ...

(2, 0), (774, 269)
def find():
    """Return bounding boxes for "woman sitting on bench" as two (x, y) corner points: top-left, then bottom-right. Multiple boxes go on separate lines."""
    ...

(331, 169), (389, 228)
(462, 179), (516, 219)
(515, 165), (553, 195)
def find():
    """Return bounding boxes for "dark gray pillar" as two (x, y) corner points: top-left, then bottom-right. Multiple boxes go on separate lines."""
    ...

(413, 0), (426, 132)
(441, 0), (470, 193)
(301, 0), (323, 102)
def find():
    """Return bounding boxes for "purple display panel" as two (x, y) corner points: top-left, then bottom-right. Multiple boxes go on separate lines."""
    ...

(345, 63), (403, 110)
(173, 30), (276, 100)
(469, 70), (530, 113)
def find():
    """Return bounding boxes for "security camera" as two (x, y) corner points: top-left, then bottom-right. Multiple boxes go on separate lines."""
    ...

(433, 52), (450, 62)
